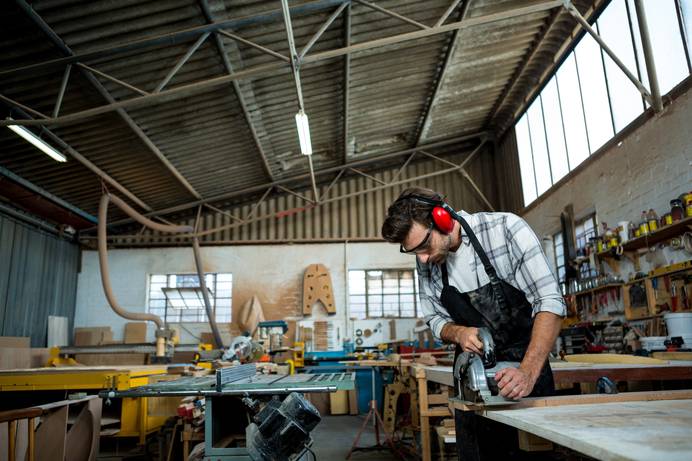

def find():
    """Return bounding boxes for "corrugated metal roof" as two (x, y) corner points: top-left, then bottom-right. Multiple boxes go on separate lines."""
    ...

(0, 0), (600, 231)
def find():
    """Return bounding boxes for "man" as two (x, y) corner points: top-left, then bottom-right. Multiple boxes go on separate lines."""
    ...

(381, 187), (565, 460)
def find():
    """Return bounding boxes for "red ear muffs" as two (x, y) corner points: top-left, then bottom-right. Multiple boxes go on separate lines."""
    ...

(432, 206), (454, 234)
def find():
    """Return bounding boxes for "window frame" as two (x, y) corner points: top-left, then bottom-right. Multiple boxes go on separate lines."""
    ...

(347, 268), (420, 319)
(515, 0), (692, 207)
(147, 272), (232, 324)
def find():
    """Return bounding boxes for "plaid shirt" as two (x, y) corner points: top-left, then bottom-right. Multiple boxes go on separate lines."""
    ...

(417, 210), (566, 341)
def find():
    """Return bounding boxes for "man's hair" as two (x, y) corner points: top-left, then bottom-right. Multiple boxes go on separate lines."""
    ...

(381, 187), (445, 243)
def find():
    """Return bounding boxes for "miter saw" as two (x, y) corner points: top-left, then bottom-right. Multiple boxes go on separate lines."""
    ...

(453, 327), (522, 406)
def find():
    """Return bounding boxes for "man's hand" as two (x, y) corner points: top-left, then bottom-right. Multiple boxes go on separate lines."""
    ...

(441, 324), (483, 355)
(495, 367), (537, 400)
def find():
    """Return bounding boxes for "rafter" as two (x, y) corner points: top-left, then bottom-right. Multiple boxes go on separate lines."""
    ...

(5, 108), (151, 210)
(93, 132), (485, 229)
(14, 0), (203, 201)
(2, 1), (563, 128)
(413, 0), (471, 145)
(198, 0), (275, 181)
(354, 0), (429, 30)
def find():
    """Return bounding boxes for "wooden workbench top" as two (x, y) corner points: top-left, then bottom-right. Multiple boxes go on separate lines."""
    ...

(0, 365), (168, 375)
(484, 399), (692, 461)
(410, 360), (692, 387)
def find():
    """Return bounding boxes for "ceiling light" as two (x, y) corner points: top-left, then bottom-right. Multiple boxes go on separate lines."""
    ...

(295, 110), (312, 155)
(6, 118), (67, 163)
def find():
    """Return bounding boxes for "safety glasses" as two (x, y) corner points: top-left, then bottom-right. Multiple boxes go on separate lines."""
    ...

(400, 222), (434, 254)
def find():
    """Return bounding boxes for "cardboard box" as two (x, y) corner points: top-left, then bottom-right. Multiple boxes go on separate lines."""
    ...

(124, 323), (147, 344)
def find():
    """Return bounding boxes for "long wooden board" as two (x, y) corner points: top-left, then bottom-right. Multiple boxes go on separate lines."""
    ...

(451, 389), (692, 411)
(482, 399), (692, 461)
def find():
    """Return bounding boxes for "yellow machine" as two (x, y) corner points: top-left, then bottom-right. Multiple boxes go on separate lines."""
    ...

(0, 365), (177, 445)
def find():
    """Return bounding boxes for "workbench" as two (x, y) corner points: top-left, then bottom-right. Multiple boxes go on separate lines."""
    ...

(412, 360), (692, 387)
(409, 364), (452, 461)
(0, 365), (174, 444)
(484, 400), (692, 461)
(409, 359), (692, 461)
(450, 390), (692, 461)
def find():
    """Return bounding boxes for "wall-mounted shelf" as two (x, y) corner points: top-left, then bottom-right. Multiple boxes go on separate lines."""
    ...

(568, 283), (623, 298)
(595, 217), (691, 273)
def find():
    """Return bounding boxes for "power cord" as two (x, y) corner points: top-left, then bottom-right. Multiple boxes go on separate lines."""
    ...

(305, 445), (317, 461)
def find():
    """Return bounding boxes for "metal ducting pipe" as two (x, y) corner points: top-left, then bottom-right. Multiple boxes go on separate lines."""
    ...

(98, 193), (194, 357)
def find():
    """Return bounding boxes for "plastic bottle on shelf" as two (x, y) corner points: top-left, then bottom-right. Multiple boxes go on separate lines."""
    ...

(639, 210), (649, 236)
(685, 191), (692, 217)
(671, 199), (684, 222)
(647, 208), (659, 232)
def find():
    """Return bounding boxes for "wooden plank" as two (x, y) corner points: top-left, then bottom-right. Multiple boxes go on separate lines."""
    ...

(422, 408), (452, 417)
(518, 430), (553, 452)
(554, 364), (692, 385)
(0, 337), (30, 348)
(428, 394), (449, 406)
(564, 354), (667, 364)
(483, 400), (692, 461)
(418, 376), (431, 461)
(452, 389), (692, 412)
(652, 351), (692, 361)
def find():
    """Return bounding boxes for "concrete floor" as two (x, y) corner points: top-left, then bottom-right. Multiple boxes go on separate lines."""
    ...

(309, 415), (412, 460)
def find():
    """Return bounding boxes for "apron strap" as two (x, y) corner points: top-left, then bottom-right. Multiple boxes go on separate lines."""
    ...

(444, 210), (507, 310)
(441, 263), (450, 288)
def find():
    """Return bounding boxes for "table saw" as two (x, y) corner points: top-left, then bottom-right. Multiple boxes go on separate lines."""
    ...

(100, 365), (355, 460)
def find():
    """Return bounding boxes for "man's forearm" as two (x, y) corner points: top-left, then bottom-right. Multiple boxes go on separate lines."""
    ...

(441, 322), (463, 343)
(519, 312), (562, 383)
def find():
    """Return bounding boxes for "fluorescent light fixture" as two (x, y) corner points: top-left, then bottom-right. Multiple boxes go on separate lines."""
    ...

(6, 118), (67, 163)
(295, 110), (312, 155)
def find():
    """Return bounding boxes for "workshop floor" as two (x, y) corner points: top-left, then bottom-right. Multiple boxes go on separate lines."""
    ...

(309, 415), (409, 460)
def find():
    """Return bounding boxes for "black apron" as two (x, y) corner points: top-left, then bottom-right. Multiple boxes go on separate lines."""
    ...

(440, 215), (555, 461)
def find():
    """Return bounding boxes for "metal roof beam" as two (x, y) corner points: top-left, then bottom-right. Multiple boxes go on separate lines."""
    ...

(217, 30), (290, 62)
(153, 32), (210, 93)
(191, 138), (489, 238)
(354, 0), (430, 30)
(14, 0), (203, 201)
(52, 64), (71, 117)
(3, 1), (562, 128)
(486, 7), (563, 127)
(92, 131), (486, 228)
(198, 0), (275, 181)
(0, 0), (348, 78)
(0, 165), (98, 223)
(436, 0), (465, 27)
(413, 0), (470, 146)
(299, 2), (349, 59)
(0, 94), (48, 119)
(4, 107), (152, 211)
(342, 2), (351, 163)
(281, 0), (319, 201)
(76, 63), (148, 96)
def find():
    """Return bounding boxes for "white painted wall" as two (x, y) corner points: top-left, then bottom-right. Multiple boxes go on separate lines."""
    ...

(523, 85), (692, 279)
(75, 242), (420, 346)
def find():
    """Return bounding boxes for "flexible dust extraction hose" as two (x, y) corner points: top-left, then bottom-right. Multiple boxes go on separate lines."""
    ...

(98, 193), (194, 356)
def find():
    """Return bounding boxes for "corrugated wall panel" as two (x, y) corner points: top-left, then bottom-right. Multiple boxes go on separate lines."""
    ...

(114, 148), (500, 246)
(496, 128), (524, 213)
(0, 211), (80, 346)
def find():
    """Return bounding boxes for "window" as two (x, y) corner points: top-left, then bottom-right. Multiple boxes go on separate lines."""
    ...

(517, 0), (692, 207)
(348, 269), (420, 319)
(148, 273), (232, 323)
(552, 231), (566, 294)
(575, 214), (599, 280)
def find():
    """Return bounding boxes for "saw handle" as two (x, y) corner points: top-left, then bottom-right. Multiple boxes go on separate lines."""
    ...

(477, 327), (496, 368)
